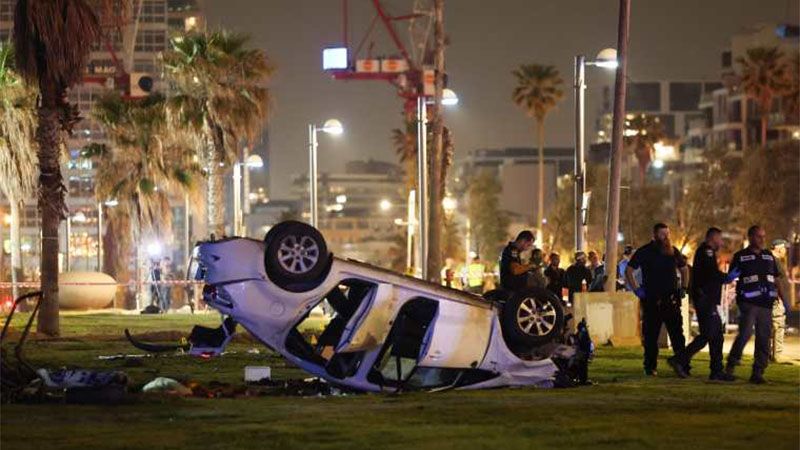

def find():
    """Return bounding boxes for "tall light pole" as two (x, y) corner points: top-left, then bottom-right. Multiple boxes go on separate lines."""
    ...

(307, 119), (343, 229)
(574, 48), (617, 253)
(417, 89), (458, 280)
(232, 153), (264, 236)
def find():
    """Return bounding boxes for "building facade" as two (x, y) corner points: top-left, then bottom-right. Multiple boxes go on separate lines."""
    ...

(0, 0), (204, 279)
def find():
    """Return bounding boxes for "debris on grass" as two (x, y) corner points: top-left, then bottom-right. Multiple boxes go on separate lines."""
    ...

(141, 377), (193, 396)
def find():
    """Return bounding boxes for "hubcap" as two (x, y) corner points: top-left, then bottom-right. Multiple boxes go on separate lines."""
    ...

(277, 234), (320, 274)
(516, 297), (557, 336)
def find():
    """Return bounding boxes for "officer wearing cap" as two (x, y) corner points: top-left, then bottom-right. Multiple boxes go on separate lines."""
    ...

(725, 225), (786, 384)
(499, 230), (535, 292)
(670, 227), (738, 380)
(625, 223), (689, 377)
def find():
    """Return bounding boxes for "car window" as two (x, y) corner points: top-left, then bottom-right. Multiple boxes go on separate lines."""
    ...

(285, 279), (376, 378)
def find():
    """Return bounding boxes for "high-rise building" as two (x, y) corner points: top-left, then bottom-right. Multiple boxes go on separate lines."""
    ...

(0, 1), (204, 278)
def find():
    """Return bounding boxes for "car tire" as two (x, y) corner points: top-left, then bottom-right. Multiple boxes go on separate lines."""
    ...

(264, 221), (331, 291)
(501, 288), (564, 347)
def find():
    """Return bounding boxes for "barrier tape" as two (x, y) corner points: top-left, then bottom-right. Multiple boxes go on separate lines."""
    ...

(0, 280), (204, 288)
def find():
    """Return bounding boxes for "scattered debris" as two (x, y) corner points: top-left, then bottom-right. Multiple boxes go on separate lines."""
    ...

(244, 366), (271, 383)
(142, 377), (193, 396)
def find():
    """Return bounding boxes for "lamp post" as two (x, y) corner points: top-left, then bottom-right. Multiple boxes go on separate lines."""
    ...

(232, 153), (264, 236)
(574, 48), (617, 252)
(307, 119), (343, 229)
(416, 89), (458, 280)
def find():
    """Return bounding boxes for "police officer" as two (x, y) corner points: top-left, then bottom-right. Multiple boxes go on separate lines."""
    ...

(499, 230), (535, 292)
(725, 225), (786, 384)
(463, 253), (487, 294)
(625, 223), (689, 377)
(671, 227), (738, 380)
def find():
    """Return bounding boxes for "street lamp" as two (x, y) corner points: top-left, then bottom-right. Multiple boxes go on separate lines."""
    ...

(417, 90), (458, 279)
(379, 199), (392, 212)
(233, 153), (264, 236)
(574, 48), (617, 252)
(308, 119), (344, 228)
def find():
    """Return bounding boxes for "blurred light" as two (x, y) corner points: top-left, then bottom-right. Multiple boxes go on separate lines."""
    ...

(321, 119), (343, 135)
(379, 199), (392, 212)
(104, 199), (119, 207)
(542, 218), (548, 225)
(793, 130), (800, 140)
(442, 88), (459, 106)
(394, 218), (404, 226)
(20, 243), (31, 252)
(245, 154), (264, 168)
(146, 242), (162, 257)
(335, 195), (347, 204)
(3, 214), (10, 225)
(654, 141), (677, 161)
(624, 129), (638, 137)
(442, 196), (457, 213)
(652, 159), (665, 169)
(322, 47), (348, 70)
(617, 232), (624, 242)
(594, 48), (618, 69)
(72, 212), (87, 223)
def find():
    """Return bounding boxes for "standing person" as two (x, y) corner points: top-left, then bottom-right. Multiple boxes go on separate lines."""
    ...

(770, 240), (791, 362)
(671, 228), (738, 380)
(565, 252), (592, 305)
(499, 230), (535, 293)
(625, 223), (689, 377)
(160, 257), (174, 312)
(463, 253), (487, 294)
(529, 248), (548, 289)
(544, 253), (566, 300)
(441, 257), (456, 288)
(588, 251), (606, 292)
(148, 258), (162, 312)
(617, 246), (634, 291)
(725, 226), (786, 383)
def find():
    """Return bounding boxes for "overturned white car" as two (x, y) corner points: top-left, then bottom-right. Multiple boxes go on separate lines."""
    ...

(159, 222), (591, 392)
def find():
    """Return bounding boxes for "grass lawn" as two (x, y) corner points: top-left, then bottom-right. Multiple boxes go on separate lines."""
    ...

(1, 312), (798, 450)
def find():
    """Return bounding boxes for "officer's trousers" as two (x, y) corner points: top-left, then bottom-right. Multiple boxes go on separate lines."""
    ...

(680, 304), (724, 374)
(641, 294), (685, 372)
(727, 302), (772, 375)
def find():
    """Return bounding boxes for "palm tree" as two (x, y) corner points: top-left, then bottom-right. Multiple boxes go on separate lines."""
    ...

(0, 43), (37, 301)
(162, 31), (273, 238)
(737, 47), (791, 147)
(89, 91), (201, 307)
(14, 0), (101, 335)
(624, 113), (664, 184)
(391, 118), (417, 192)
(512, 64), (564, 239)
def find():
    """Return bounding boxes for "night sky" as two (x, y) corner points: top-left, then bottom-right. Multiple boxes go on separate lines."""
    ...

(204, 0), (798, 198)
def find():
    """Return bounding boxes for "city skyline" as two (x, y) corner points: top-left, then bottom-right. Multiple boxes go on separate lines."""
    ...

(205, 0), (797, 198)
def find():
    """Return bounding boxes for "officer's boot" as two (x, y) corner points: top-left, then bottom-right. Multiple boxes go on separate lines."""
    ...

(749, 370), (766, 385)
(724, 361), (737, 379)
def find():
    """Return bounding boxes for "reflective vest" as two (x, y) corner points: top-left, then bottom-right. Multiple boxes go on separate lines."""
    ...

(466, 263), (486, 287)
(731, 248), (780, 307)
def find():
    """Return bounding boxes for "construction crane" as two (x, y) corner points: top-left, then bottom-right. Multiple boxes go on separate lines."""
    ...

(324, 0), (438, 116)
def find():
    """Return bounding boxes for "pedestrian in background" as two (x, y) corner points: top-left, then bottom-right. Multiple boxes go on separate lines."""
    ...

(566, 251), (592, 304)
(725, 226), (786, 384)
(770, 239), (791, 363)
(588, 251), (606, 292)
(544, 253), (566, 300)
(617, 246), (634, 291)
(625, 223), (689, 377)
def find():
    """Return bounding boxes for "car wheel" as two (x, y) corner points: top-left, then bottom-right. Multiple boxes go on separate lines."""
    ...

(501, 288), (564, 347)
(264, 221), (331, 291)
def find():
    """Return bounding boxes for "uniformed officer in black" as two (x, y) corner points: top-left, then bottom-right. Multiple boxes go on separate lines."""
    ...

(725, 225), (785, 384)
(499, 230), (535, 292)
(625, 223), (689, 376)
(671, 227), (738, 380)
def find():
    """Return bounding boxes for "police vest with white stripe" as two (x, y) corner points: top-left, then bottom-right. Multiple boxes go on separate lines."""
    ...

(733, 248), (779, 306)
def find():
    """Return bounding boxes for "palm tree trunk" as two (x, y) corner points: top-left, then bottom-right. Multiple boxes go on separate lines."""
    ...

(206, 122), (226, 238)
(536, 119), (545, 244)
(36, 92), (65, 336)
(761, 115), (768, 147)
(9, 199), (22, 300)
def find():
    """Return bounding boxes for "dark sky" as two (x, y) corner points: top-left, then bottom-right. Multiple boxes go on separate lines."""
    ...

(204, 0), (798, 198)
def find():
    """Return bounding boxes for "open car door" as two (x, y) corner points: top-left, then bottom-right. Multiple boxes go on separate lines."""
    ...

(335, 283), (400, 353)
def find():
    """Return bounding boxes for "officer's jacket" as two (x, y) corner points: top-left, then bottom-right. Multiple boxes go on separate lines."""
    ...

(689, 242), (726, 307)
(729, 247), (781, 307)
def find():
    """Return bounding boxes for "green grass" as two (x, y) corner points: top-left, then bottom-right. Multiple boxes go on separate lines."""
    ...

(1, 313), (798, 450)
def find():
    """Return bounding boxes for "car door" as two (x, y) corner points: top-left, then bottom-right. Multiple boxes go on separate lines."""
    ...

(335, 283), (400, 353)
(416, 300), (493, 368)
